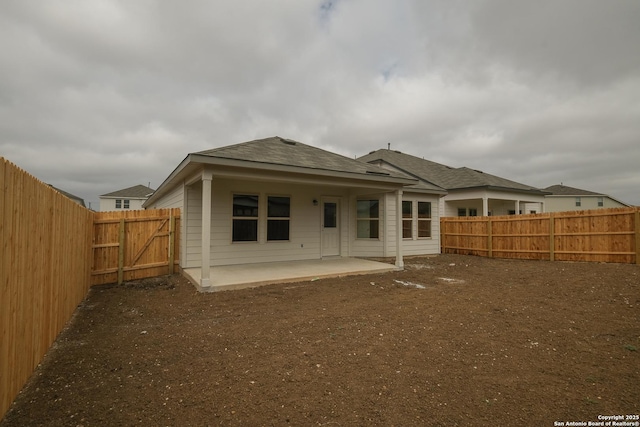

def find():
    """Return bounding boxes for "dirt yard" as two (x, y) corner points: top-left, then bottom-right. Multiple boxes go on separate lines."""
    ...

(2, 255), (639, 426)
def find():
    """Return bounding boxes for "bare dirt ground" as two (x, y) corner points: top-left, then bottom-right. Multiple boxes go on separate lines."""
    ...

(2, 254), (639, 427)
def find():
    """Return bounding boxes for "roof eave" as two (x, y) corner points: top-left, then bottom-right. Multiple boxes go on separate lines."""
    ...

(448, 185), (550, 196)
(144, 153), (419, 208)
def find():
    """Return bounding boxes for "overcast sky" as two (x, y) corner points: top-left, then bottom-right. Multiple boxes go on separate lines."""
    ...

(2, 0), (639, 209)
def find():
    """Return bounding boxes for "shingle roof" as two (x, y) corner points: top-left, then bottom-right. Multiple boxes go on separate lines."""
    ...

(101, 184), (155, 198)
(49, 185), (86, 207)
(543, 184), (603, 196)
(359, 149), (545, 194)
(195, 136), (412, 181)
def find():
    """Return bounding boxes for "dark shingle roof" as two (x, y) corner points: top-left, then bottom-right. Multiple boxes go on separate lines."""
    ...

(195, 136), (411, 180)
(49, 185), (86, 207)
(543, 184), (603, 196)
(359, 149), (545, 194)
(101, 184), (155, 198)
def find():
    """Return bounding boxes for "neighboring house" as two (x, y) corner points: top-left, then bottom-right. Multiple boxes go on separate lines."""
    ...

(143, 136), (443, 289)
(358, 149), (549, 217)
(49, 185), (86, 208)
(99, 184), (155, 211)
(542, 184), (631, 212)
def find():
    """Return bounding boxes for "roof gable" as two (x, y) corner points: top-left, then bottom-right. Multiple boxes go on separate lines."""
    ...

(101, 184), (155, 198)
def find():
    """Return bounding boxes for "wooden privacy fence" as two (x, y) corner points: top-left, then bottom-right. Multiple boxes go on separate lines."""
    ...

(441, 207), (640, 264)
(1, 158), (94, 419)
(1, 157), (182, 419)
(91, 208), (181, 286)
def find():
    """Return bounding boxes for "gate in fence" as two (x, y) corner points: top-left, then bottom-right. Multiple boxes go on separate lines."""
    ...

(91, 208), (181, 285)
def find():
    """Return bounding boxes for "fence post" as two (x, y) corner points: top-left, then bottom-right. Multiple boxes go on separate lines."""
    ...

(635, 209), (640, 265)
(549, 213), (555, 262)
(168, 213), (176, 274)
(118, 218), (125, 284)
(487, 217), (493, 258)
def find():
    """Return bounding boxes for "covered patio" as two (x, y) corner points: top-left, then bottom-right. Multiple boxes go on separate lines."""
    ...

(182, 257), (398, 292)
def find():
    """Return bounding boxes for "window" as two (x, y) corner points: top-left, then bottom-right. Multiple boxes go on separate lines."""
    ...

(575, 197), (581, 207)
(402, 201), (413, 239)
(457, 208), (466, 217)
(124, 199), (130, 209)
(115, 199), (122, 209)
(417, 202), (431, 238)
(232, 194), (259, 242)
(597, 197), (604, 207)
(357, 200), (379, 239)
(324, 202), (337, 228)
(469, 208), (478, 217)
(267, 196), (290, 241)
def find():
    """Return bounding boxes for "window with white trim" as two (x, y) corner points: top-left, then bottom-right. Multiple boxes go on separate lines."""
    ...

(232, 194), (259, 242)
(417, 202), (432, 238)
(402, 201), (413, 239)
(267, 196), (290, 241)
(357, 199), (379, 239)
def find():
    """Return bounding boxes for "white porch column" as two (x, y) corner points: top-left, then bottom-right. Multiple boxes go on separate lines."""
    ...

(200, 170), (213, 288)
(395, 189), (404, 268)
(482, 197), (489, 216)
(515, 199), (521, 215)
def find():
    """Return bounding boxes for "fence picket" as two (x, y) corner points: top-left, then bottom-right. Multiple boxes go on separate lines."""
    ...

(441, 207), (640, 264)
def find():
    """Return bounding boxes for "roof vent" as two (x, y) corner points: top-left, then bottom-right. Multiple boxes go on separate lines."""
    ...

(278, 137), (297, 146)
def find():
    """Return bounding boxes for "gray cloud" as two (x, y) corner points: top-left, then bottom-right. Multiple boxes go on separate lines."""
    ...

(1, 0), (639, 208)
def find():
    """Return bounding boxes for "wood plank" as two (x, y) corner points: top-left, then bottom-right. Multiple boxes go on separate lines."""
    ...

(118, 218), (125, 285)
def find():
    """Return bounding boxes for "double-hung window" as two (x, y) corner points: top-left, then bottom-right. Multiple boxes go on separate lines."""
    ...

(232, 194), (259, 242)
(402, 201), (413, 239)
(417, 202), (431, 238)
(357, 199), (379, 239)
(115, 199), (130, 209)
(267, 196), (290, 241)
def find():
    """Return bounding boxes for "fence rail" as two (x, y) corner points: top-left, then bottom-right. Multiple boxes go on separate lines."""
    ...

(441, 207), (640, 264)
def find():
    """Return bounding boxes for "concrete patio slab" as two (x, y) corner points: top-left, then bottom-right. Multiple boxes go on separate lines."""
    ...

(182, 258), (399, 292)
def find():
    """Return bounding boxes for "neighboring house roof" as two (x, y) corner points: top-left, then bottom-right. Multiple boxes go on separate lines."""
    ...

(543, 184), (631, 206)
(49, 185), (86, 207)
(359, 149), (547, 195)
(543, 184), (604, 196)
(100, 184), (155, 199)
(145, 137), (423, 208)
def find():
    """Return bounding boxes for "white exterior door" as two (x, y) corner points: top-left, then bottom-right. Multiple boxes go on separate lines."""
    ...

(321, 198), (340, 257)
